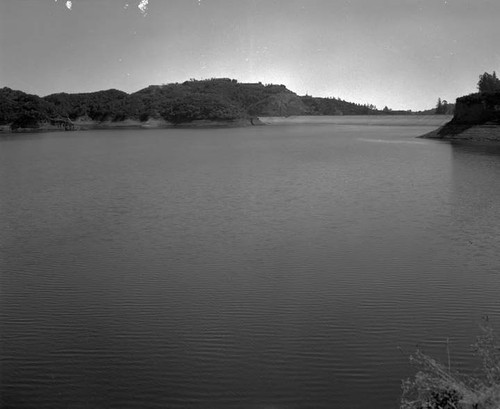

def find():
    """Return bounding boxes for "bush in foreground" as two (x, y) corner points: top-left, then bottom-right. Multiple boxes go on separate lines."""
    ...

(401, 319), (500, 409)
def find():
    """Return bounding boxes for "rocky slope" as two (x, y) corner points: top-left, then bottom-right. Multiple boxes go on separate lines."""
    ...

(421, 92), (500, 141)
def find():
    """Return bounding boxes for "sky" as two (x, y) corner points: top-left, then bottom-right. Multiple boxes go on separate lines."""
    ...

(1, 0), (499, 111)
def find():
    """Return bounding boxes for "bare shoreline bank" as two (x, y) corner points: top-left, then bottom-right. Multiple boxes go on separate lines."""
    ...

(419, 122), (500, 142)
(0, 117), (264, 134)
(0, 115), (457, 135)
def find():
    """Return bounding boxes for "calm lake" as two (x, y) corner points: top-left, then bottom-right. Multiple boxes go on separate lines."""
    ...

(1, 116), (500, 409)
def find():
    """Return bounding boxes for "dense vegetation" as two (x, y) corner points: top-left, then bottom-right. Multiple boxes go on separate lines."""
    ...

(477, 71), (500, 93)
(456, 91), (500, 108)
(1, 78), (385, 129)
(436, 72), (500, 131)
(0, 87), (59, 129)
(44, 89), (130, 122)
(435, 98), (455, 115)
(301, 94), (378, 115)
(2, 76), (463, 130)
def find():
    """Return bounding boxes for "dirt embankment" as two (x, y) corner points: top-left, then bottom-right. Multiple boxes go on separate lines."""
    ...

(420, 123), (500, 141)
(420, 92), (500, 141)
(0, 117), (264, 134)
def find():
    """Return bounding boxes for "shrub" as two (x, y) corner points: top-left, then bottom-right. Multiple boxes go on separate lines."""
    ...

(401, 319), (500, 409)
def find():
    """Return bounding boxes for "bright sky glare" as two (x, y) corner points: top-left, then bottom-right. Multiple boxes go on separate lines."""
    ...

(1, 0), (499, 110)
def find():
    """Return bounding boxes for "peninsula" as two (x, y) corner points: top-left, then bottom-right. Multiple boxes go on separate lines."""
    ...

(421, 72), (500, 141)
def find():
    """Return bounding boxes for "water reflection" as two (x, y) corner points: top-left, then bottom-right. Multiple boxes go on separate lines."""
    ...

(1, 126), (500, 409)
(448, 142), (500, 273)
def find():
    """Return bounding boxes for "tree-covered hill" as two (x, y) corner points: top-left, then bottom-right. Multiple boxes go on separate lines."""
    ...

(1, 78), (383, 130)
(44, 89), (129, 122)
(0, 87), (59, 129)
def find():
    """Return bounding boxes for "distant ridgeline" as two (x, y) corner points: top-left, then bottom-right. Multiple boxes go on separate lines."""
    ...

(1, 78), (393, 131)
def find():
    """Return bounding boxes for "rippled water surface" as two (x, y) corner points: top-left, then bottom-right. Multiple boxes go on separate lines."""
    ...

(1, 116), (500, 409)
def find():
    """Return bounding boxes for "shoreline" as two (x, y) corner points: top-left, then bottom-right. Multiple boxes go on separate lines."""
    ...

(0, 117), (265, 134)
(419, 91), (500, 142)
(0, 115), (455, 135)
(419, 121), (500, 141)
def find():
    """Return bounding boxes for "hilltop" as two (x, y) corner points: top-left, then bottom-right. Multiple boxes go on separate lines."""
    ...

(0, 78), (386, 132)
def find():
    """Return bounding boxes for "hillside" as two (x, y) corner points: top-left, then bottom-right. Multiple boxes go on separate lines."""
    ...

(0, 87), (60, 130)
(0, 79), (383, 131)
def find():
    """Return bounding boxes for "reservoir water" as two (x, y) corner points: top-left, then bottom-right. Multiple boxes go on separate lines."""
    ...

(1, 116), (500, 409)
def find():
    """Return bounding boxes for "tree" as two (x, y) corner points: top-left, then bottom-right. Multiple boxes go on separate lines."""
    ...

(477, 71), (500, 93)
(435, 98), (444, 114)
(435, 98), (449, 115)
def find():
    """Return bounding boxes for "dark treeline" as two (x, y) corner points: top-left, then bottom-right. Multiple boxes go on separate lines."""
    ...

(3, 76), (464, 131)
(430, 71), (500, 137)
(477, 71), (500, 93)
(454, 71), (500, 109)
(455, 71), (500, 110)
(1, 78), (386, 129)
(301, 94), (378, 115)
(434, 97), (455, 115)
(452, 71), (500, 122)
